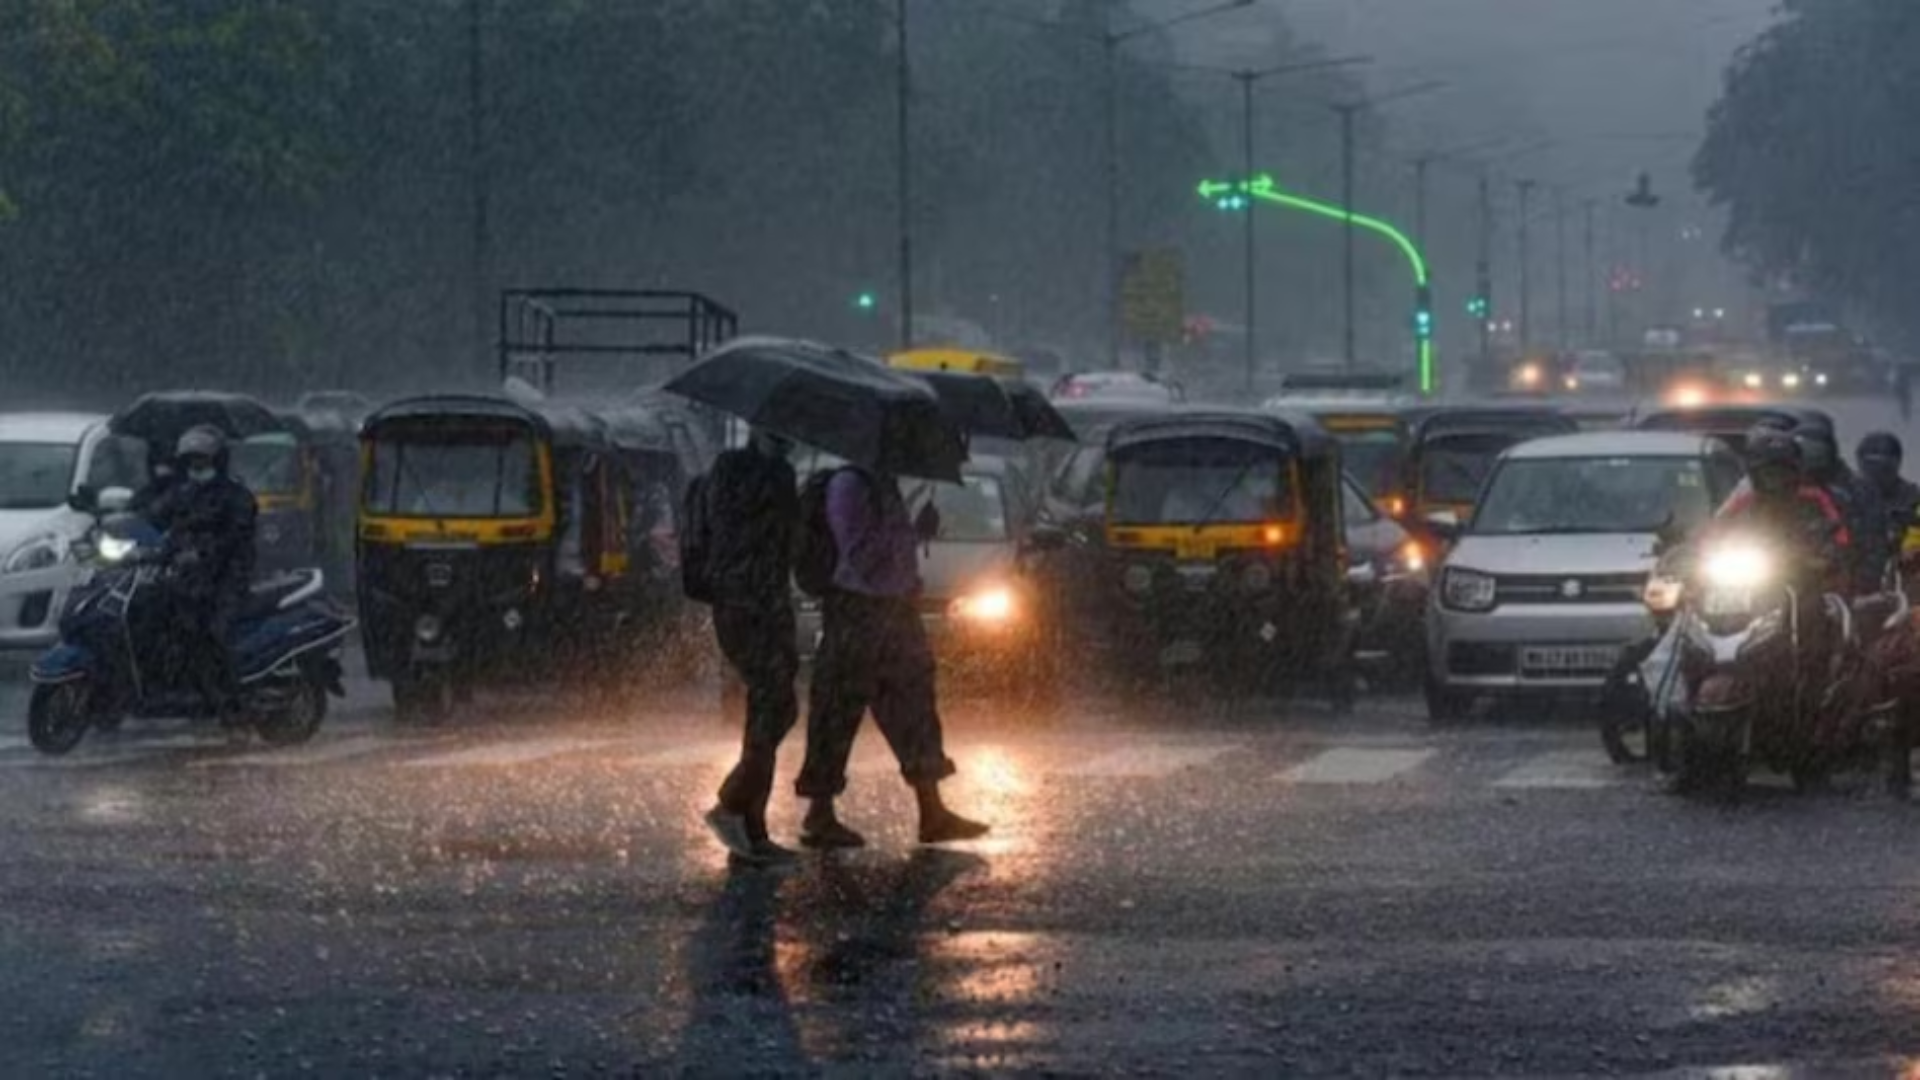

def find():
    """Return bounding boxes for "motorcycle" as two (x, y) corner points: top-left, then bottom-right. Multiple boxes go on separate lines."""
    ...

(25, 488), (355, 755)
(1668, 533), (1908, 797)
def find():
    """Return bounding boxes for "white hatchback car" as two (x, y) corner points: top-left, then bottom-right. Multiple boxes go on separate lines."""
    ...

(0, 413), (150, 649)
(1424, 431), (1745, 720)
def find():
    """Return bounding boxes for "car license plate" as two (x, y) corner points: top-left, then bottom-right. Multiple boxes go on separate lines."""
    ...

(1702, 587), (1753, 616)
(1521, 645), (1617, 674)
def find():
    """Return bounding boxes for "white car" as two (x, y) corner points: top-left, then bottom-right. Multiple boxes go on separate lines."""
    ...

(0, 413), (149, 649)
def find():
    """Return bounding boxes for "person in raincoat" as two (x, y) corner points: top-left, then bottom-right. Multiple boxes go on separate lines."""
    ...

(697, 428), (804, 864)
(151, 426), (258, 728)
(1856, 431), (1920, 562)
(794, 464), (989, 849)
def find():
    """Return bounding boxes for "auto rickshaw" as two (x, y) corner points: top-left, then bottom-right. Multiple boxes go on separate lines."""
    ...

(1098, 410), (1351, 702)
(1290, 400), (1417, 518)
(1400, 405), (1578, 530)
(599, 400), (716, 645)
(356, 395), (636, 719)
(277, 406), (363, 593)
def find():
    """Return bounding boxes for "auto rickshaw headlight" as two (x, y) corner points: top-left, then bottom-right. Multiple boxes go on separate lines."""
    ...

(1122, 564), (1154, 595)
(1242, 563), (1273, 593)
(502, 608), (524, 632)
(414, 614), (444, 643)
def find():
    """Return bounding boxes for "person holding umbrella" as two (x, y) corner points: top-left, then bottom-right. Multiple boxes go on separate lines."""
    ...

(791, 460), (990, 848)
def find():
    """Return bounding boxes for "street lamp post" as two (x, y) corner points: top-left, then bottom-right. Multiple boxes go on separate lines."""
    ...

(1555, 186), (1569, 351)
(1101, 0), (1252, 368)
(1516, 178), (1536, 356)
(1231, 55), (1370, 391)
(467, 0), (490, 372)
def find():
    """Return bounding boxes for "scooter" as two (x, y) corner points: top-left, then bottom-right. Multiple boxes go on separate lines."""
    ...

(25, 488), (355, 755)
(1669, 533), (1907, 797)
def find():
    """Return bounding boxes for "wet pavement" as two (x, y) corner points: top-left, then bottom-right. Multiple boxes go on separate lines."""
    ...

(5, 669), (1920, 1077)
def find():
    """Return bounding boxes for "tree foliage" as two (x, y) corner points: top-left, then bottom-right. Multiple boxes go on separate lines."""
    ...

(1695, 0), (1920, 342)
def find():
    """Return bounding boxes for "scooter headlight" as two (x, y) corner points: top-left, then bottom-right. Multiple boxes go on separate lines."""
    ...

(1701, 544), (1774, 589)
(97, 535), (137, 564)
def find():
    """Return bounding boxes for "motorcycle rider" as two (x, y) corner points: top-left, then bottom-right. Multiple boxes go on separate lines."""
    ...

(1856, 431), (1920, 560)
(1796, 420), (1886, 594)
(1714, 427), (1849, 586)
(150, 426), (258, 728)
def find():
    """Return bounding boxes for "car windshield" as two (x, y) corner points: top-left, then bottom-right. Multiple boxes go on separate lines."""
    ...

(229, 433), (302, 496)
(1472, 455), (1716, 536)
(365, 428), (541, 518)
(82, 435), (149, 493)
(1329, 428), (1406, 498)
(932, 474), (1009, 542)
(1419, 434), (1519, 504)
(1111, 439), (1291, 525)
(0, 441), (76, 510)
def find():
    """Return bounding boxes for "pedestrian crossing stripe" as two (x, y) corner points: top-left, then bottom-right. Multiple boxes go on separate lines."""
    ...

(399, 736), (626, 769)
(1491, 749), (1617, 790)
(1057, 744), (1240, 779)
(1282, 747), (1434, 785)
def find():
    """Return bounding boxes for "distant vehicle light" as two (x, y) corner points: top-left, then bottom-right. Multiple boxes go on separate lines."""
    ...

(951, 586), (1017, 625)
(1563, 376), (1581, 391)
(1743, 372), (1764, 390)
(1782, 372), (1803, 389)
(1517, 363), (1544, 388)
(1666, 383), (1711, 409)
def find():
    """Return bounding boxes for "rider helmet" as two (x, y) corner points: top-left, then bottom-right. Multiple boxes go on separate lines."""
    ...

(175, 426), (227, 475)
(1745, 427), (1803, 499)
(1857, 430), (1904, 489)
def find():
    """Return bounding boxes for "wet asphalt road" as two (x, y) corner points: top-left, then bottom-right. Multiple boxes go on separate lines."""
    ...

(7, 395), (1920, 1077)
(5, 669), (1920, 1078)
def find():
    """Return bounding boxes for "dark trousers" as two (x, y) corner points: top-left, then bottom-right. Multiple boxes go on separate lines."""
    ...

(796, 592), (956, 799)
(712, 600), (800, 836)
(176, 594), (239, 719)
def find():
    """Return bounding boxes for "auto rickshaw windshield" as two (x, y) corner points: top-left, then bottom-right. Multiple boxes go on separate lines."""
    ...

(1330, 428), (1406, 499)
(230, 433), (301, 496)
(365, 426), (542, 518)
(1418, 433), (1518, 505)
(1111, 439), (1293, 526)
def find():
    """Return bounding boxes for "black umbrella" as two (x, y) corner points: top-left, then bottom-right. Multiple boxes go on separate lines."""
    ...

(910, 370), (1077, 442)
(110, 392), (286, 445)
(664, 337), (966, 481)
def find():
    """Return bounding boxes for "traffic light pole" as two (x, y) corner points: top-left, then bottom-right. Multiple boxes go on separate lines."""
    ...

(1517, 178), (1535, 356)
(1238, 73), (1257, 392)
(1477, 171), (1493, 379)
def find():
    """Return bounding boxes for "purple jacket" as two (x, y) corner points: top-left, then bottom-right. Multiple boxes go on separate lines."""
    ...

(827, 469), (922, 598)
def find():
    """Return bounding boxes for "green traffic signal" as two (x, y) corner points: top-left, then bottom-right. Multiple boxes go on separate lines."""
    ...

(854, 291), (879, 312)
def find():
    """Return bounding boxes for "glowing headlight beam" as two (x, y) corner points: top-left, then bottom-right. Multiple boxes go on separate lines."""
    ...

(1702, 545), (1773, 589)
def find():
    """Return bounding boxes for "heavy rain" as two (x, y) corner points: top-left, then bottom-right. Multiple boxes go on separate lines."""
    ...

(9, 1), (1920, 1075)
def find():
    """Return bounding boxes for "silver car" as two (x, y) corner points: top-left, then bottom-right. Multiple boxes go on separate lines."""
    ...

(1424, 431), (1744, 721)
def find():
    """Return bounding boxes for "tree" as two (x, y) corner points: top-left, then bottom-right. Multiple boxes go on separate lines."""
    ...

(1695, 0), (1920, 343)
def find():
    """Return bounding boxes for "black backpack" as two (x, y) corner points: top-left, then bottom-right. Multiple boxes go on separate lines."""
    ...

(793, 468), (845, 599)
(679, 472), (714, 604)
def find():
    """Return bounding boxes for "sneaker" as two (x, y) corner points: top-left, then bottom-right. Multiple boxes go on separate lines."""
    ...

(919, 810), (990, 846)
(703, 805), (754, 859)
(799, 818), (868, 850)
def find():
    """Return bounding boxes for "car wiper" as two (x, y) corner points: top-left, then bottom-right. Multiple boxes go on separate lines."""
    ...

(1187, 460), (1262, 530)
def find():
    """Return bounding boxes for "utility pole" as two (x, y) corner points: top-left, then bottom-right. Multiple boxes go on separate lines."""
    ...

(1413, 155), (1432, 254)
(1554, 186), (1569, 352)
(1516, 179), (1536, 356)
(467, 0), (489, 372)
(1337, 103), (1359, 369)
(896, 0), (914, 351)
(1476, 171), (1493, 377)
(1583, 199), (1598, 346)
(1102, 35), (1120, 367)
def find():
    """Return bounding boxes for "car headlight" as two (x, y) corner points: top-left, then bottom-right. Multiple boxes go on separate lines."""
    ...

(1814, 372), (1829, 387)
(2, 535), (64, 575)
(1643, 575), (1684, 614)
(1390, 540), (1427, 577)
(1701, 543), (1773, 589)
(1441, 567), (1496, 612)
(1781, 372), (1802, 389)
(96, 535), (137, 564)
(1743, 372), (1764, 389)
(950, 586), (1017, 625)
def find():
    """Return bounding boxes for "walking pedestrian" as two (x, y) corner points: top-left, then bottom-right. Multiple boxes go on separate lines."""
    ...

(794, 465), (989, 849)
(691, 428), (803, 864)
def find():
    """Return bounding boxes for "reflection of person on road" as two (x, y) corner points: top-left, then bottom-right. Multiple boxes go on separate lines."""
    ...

(795, 466), (989, 849)
(697, 429), (803, 864)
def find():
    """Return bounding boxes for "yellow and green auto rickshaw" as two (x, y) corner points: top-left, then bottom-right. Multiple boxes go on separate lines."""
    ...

(888, 347), (1026, 378)
(1099, 410), (1352, 702)
(355, 395), (636, 719)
